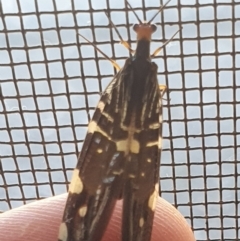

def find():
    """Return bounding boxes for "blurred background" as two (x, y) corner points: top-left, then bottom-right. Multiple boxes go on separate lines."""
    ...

(0, 0), (240, 240)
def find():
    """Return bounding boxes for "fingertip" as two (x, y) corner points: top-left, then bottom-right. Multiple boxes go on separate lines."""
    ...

(152, 197), (196, 241)
(102, 197), (195, 241)
(0, 194), (195, 241)
(0, 194), (66, 241)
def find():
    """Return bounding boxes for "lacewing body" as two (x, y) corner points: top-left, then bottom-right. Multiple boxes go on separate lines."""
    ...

(58, 1), (174, 240)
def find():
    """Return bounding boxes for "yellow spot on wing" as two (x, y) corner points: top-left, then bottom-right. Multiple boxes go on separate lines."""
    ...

(116, 140), (127, 152)
(139, 217), (144, 227)
(146, 136), (162, 149)
(88, 121), (112, 140)
(131, 139), (140, 153)
(79, 205), (88, 217)
(121, 123), (141, 133)
(97, 148), (103, 153)
(116, 139), (140, 154)
(88, 121), (110, 140)
(146, 141), (159, 147)
(128, 174), (136, 178)
(101, 111), (114, 122)
(113, 169), (123, 175)
(88, 116), (143, 155)
(148, 183), (159, 211)
(88, 121), (97, 134)
(158, 136), (162, 148)
(97, 101), (105, 112)
(149, 122), (160, 129)
(58, 222), (68, 241)
(159, 115), (163, 123)
(69, 169), (83, 194)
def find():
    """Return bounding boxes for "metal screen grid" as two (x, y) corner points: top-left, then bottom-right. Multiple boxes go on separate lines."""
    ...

(0, 0), (240, 240)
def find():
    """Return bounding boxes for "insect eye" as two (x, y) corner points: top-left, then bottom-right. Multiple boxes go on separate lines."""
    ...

(151, 24), (157, 33)
(133, 24), (140, 32)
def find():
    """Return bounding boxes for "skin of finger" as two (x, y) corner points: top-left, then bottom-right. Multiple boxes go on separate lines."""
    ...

(0, 193), (195, 241)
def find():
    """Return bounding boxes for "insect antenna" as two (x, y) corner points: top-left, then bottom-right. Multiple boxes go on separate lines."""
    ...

(151, 29), (180, 58)
(104, 10), (134, 54)
(125, 1), (143, 23)
(147, 0), (171, 24)
(78, 33), (120, 71)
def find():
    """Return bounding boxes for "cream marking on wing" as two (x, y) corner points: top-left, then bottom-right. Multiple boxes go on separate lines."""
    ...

(89, 115), (142, 155)
(156, 100), (160, 113)
(90, 188), (112, 231)
(97, 101), (105, 112)
(116, 139), (140, 154)
(121, 123), (141, 133)
(159, 114), (163, 123)
(88, 121), (113, 140)
(139, 217), (144, 228)
(148, 94), (155, 118)
(149, 122), (160, 129)
(146, 141), (159, 147)
(101, 111), (114, 122)
(94, 186), (102, 209)
(113, 169), (123, 175)
(148, 183), (159, 211)
(141, 172), (145, 177)
(104, 75), (117, 95)
(121, 99), (127, 119)
(156, 95), (161, 114)
(88, 121), (97, 133)
(147, 158), (151, 163)
(79, 205), (88, 217)
(116, 139), (127, 152)
(97, 148), (103, 153)
(130, 140), (140, 154)
(117, 114), (142, 155)
(115, 81), (120, 113)
(128, 174), (136, 178)
(158, 136), (163, 148)
(58, 222), (68, 241)
(140, 102), (147, 124)
(69, 169), (83, 194)
(149, 86), (160, 118)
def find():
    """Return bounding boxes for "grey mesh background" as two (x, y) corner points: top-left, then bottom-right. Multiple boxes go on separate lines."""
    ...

(0, 0), (239, 240)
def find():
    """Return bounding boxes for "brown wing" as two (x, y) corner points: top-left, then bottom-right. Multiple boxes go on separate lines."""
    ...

(58, 57), (163, 241)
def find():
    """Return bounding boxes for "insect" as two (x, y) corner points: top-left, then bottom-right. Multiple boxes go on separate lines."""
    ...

(58, 1), (178, 241)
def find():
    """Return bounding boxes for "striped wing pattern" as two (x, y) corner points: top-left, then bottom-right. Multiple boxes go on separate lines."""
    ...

(57, 0), (171, 238)
(58, 56), (163, 241)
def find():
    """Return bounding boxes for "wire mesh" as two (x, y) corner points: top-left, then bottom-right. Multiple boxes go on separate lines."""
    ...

(0, 0), (240, 240)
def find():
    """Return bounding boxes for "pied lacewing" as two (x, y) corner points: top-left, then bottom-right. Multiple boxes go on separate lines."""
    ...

(58, 1), (178, 240)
